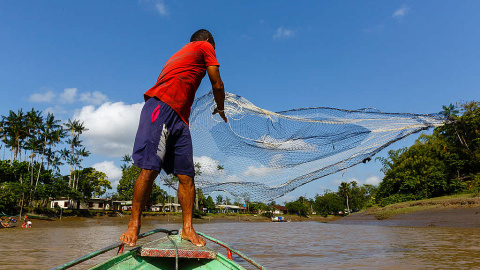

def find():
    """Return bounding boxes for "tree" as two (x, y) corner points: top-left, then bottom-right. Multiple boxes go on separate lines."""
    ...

(75, 168), (111, 198)
(117, 165), (141, 200)
(204, 196), (216, 212)
(338, 182), (352, 213)
(285, 199), (309, 217)
(314, 191), (344, 217)
(375, 101), (480, 205)
(64, 119), (88, 188)
(216, 195), (223, 205)
(440, 103), (459, 118)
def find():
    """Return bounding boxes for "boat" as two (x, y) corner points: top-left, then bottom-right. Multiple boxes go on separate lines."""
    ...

(271, 216), (290, 222)
(25, 213), (55, 221)
(1, 220), (16, 228)
(0, 216), (18, 228)
(51, 228), (267, 270)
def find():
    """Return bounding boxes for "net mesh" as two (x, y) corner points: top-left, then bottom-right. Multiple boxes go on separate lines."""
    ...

(159, 91), (446, 202)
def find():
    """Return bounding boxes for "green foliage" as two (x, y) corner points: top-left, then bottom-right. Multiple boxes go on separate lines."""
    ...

(204, 196), (216, 212)
(261, 211), (274, 218)
(314, 192), (344, 216)
(379, 194), (419, 207)
(117, 165), (141, 200)
(248, 202), (270, 213)
(74, 167), (112, 199)
(285, 198), (310, 217)
(193, 208), (206, 218)
(376, 101), (480, 205)
(215, 195), (223, 205)
(150, 184), (168, 204)
(0, 182), (24, 213)
(0, 108), (112, 213)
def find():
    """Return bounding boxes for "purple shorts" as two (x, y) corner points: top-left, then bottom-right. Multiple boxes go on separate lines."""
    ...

(132, 97), (195, 177)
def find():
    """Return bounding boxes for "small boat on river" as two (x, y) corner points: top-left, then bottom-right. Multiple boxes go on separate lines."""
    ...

(25, 213), (55, 221)
(271, 216), (290, 222)
(51, 228), (267, 270)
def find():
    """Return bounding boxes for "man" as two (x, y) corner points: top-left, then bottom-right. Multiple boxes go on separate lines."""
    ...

(120, 29), (227, 247)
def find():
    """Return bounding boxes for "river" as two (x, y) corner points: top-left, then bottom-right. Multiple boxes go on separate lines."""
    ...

(1, 217), (480, 269)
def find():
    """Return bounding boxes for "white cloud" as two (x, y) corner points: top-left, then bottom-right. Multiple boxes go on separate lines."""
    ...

(243, 165), (274, 177)
(365, 175), (382, 185)
(256, 135), (317, 151)
(29, 91), (56, 103)
(332, 175), (382, 187)
(60, 88), (78, 104)
(140, 0), (168, 17)
(392, 5), (409, 18)
(193, 156), (224, 176)
(80, 91), (109, 105)
(74, 102), (143, 157)
(92, 161), (123, 189)
(273, 26), (295, 39)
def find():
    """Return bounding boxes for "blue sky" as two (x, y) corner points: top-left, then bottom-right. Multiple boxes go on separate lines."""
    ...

(1, 1), (479, 203)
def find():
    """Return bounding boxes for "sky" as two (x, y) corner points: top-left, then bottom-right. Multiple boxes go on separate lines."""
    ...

(1, 1), (479, 203)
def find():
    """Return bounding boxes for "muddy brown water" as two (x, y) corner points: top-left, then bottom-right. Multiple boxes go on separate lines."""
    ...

(1, 217), (480, 269)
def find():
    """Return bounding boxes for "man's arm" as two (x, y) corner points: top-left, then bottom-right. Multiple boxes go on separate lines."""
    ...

(206, 65), (227, 123)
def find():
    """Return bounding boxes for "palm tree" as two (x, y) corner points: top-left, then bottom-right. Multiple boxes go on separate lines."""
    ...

(121, 154), (133, 171)
(2, 109), (28, 162)
(73, 147), (91, 189)
(440, 104), (459, 118)
(194, 162), (202, 210)
(0, 120), (6, 159)
(216, 164), (227, 206)
(338, 182), (351, 214)
(164, 175), (179, 210)
(64, 119), (88, 188)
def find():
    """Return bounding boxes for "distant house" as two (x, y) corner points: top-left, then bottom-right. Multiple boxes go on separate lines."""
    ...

(272, 205), (288, 215)
(151, 203), (163, 212)
(50, 197), (71, 209)
(112, 201), (132, 211)
(216, 204), (246, 214)
(50, 198), (111, 210)
(162, 203), (181, 212)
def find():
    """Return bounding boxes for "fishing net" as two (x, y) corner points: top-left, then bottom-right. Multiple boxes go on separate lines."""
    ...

(159, 91), (446, 202)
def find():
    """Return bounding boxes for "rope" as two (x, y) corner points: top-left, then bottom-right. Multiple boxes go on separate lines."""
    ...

(167, 231), (179, 270)
(50, 228), (178, 270)
(198, 232), (267, 270)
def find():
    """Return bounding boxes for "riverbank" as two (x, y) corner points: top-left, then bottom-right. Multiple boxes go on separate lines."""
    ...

(1, 212), (341, 228)
(331, 193), (480, 228)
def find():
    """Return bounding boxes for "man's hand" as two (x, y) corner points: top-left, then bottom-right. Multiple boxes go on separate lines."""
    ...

(207, 65), (227, 123)
(212, 108), (227, 122)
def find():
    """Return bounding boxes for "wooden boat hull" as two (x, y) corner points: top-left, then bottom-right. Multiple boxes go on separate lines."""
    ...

(25, 213), (55, 221)
(52, 229), (264, 270)
(89, 248), (246, 270)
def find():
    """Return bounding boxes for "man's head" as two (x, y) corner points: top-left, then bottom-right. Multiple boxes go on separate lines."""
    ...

(190, 29), (215, 49)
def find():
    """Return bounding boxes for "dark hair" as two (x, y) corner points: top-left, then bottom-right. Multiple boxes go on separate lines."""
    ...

(190, 29), (215, 48)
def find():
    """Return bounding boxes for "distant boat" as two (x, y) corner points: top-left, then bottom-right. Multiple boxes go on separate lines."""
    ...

(271, 216), (290, 222)
(51, 228), (267, 270)
(25, 213), (55, 221)
(1, 220), (16, 228)
(0, 216), (17, 228)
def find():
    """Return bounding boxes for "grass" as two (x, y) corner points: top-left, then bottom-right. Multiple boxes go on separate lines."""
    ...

(364, 193), (480, 220)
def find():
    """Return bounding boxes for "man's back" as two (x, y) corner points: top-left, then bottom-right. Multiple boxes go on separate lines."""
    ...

(144, 41), (219, 124)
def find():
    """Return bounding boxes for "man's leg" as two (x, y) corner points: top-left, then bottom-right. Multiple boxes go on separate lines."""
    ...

(177, 174), (206, 247)
(120, 169), (159, 246)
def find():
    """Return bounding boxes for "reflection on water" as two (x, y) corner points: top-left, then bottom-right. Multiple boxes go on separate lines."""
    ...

(1, 218), (480, 269)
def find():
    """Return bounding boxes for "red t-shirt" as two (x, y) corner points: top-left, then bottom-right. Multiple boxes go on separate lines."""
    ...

(144, 41), (220, 124)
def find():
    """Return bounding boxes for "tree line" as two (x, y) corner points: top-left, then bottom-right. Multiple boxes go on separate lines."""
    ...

(2, 101), (477, 216)
(375, 101), (480, 206)
(0, 109), (111, 214)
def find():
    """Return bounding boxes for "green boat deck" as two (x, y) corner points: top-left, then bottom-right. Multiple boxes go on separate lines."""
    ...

(89, 233), (246, 270)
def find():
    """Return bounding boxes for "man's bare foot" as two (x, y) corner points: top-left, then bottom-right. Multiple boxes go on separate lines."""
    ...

(120, 221), (141, 247)
(182, 228), (206, 247)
